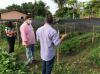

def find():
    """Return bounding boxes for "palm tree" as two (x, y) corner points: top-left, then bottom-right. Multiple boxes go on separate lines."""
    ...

(67, 0), (78, 19)
(53, 0), (66, 9)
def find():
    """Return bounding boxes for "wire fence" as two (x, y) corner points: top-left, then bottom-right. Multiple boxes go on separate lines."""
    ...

(0, 18), (100, 44)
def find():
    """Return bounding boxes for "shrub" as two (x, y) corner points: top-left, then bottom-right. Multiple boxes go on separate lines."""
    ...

(0, 48), (31, 74)
(59, 33), (100, 55)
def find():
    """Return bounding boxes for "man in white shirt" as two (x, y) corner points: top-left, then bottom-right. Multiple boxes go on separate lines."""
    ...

(36, 13), (67, 74)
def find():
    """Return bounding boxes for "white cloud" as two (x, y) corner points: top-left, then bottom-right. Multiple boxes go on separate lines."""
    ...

(42, 0), (58, 14)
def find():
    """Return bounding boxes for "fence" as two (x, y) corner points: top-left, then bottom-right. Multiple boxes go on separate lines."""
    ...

(0, 18), (100, 44)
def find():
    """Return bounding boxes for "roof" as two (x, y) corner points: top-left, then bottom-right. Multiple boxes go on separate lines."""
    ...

(0, 10), (27, 15)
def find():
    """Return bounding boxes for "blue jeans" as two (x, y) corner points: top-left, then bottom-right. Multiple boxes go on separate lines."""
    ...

(26, 44), (34, 63)
(42, 57), (55, 74)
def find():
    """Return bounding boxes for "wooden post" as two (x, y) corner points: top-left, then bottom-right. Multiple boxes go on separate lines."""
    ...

(70, 25), (72, 34)
(74, 23), (75, 33)
(92, 24), (95, 43)
(15, 22), (20, 46)
(57, 47), (59, 65)
(57, 24), (60, 65)
(65, 24), (67, 34)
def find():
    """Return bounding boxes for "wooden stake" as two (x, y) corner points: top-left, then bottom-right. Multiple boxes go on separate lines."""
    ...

(65, 24), (67, 34)
(57, 24), (60, 65)
(16, 22), (20, 46)
(57, 47), (59, 65)
(92, 24), (95, 44)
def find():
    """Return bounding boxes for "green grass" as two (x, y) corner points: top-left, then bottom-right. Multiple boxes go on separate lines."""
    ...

(0, 32), (100, 74)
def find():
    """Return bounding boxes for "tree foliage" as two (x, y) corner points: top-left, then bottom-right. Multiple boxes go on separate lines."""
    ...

(5, 1), (50, 17)
(53, 0), (66, 9)
(79, 0), (100, 18)
(55, 7), (79, 19)
(54, 0), (79, 18)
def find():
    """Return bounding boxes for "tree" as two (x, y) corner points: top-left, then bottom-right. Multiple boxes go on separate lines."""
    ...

(83, 0), (100, 18)
(6, 4), (22, 11)
(33, 1), (49, 17)
(53, 0), (66, 9)
(21, 2), (34, 14)
(67, 0), (78, 19)
(78, 2), (87, 18)
(5, 1), (50, 17)
(54, 0), (79, 19)
(55, 7), (79, 19)
(67, 0), (77, 7)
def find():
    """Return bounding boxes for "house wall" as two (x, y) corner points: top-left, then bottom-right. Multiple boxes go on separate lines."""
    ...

(1, 11), (27, 20)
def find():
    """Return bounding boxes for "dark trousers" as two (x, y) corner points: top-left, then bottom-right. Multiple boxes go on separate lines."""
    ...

(7, 36), (15, 53)
(42, 57), (55, 74)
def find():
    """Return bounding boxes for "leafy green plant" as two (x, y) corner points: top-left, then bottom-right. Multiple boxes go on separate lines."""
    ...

(0, 48), (31, 74)
(0, 24), (6, 39)
(59, 33), (100, 55)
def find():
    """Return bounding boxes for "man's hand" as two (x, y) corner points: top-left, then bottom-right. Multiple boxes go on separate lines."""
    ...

(24, 45), (28, 48)
(23, 41), (28, 48)
(61, 34), (67, 38)
(60, 33), (68, 43)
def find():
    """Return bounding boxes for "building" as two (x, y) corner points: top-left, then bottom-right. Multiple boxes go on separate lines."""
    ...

(0, 10), (27, 20)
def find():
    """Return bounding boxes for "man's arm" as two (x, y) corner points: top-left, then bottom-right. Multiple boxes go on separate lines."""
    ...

(20, 26), (28, 47)
(51, 30), (67, 46)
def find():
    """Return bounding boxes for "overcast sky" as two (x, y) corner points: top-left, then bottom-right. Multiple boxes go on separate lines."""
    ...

(0, 0), (90, 14)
